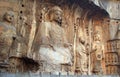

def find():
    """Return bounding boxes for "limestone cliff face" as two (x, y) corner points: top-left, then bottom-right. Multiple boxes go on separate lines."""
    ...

(91, 0), (120, 39)
(91, 0), (120, 74)
(91, 0), (120, 19)
(0, 0), (119, 75)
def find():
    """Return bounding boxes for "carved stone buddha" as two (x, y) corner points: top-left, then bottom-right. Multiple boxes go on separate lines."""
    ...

(0, 11), (16, 63)
(38, 6), (72, 72)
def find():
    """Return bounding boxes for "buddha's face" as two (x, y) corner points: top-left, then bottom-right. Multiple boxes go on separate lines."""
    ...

(5, 12), (14, 23)
(51, 10), (63, 24)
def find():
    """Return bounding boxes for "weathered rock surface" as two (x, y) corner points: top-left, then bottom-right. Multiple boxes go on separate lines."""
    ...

(0, 0), (119, 75)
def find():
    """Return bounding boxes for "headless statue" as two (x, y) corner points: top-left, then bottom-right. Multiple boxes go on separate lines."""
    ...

(38, 6), (72, 72)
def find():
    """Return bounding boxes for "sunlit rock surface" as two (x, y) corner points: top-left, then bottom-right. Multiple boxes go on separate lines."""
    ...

(91, 0), (120, 39)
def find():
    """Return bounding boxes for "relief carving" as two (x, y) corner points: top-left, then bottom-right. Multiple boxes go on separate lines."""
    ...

(0, 11), (27, 72)
(0, 0), (118, 75)
(91, 31), (104, 74)
(76, 36), (88, 74)
(37, 6), (72, 72)
(0, 11), (16, 63)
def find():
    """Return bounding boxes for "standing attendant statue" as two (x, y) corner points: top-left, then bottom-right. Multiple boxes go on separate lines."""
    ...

(91, 32), (104, 74)
(0, 11), (25, 64)
(0, 11), (16, 63)
(76, 32), (88, 74)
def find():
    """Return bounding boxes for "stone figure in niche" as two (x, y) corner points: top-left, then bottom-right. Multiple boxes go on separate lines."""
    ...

(38, 6), (72, 72)
(0, 11), (16, 63)
(0, 11), (25, 64)
(91, 31), (104, 74)
(17, 16), (27, 57)
(76, 29), (88, 75)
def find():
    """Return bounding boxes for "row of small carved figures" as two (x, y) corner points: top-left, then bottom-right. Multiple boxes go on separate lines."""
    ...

(105, 54), (120, 65)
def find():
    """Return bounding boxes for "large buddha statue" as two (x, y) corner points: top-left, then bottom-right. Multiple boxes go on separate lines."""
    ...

(38, 6), (72, 72)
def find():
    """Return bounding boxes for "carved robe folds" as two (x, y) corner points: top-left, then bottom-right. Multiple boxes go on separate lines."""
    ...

(0, 11), (16, 62)
(0, 23), (16, 62)
(91, 33), (104, 74)
(76, 42), (87, 74)
(39, 22), (72, 72)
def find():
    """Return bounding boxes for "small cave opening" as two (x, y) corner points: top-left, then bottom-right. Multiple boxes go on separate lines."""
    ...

(8, 56), (39, 73)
